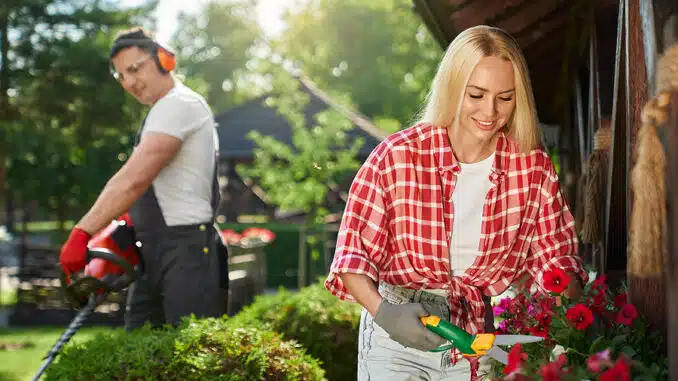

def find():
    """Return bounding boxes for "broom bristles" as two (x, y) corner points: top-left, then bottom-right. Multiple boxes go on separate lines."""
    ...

(628, 100), (667, 278)
(580, 151), (606, 243)
(628, 275), (666, 334)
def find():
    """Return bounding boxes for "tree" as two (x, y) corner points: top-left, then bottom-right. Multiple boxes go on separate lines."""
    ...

(1, 0), (152, 230)
(236, 63), (364, 278)
(272, 0), (442, 131)
(172, 0), (263, 114)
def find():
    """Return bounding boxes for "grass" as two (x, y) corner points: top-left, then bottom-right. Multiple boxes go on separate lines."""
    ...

(18, 221), (74, 234)
(0, 325), (118, 381)
(0, 290), (16, 307)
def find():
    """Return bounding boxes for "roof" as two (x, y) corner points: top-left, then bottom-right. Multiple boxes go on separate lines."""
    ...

(215, 76), (387, 160)
(411, 0), (619, 124)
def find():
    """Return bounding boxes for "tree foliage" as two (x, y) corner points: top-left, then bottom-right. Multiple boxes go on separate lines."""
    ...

(273, 0), (442, 131)
(171, 0), (263, 114)
(1, 0), (153, 227)
(236, 63), (364, 227)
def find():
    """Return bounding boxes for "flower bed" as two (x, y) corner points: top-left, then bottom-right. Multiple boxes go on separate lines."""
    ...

(219, 227), (276, 249)
(491, 269), (668, 380)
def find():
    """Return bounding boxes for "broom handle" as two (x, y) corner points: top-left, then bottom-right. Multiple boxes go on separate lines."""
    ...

(30, 294), (102, 381)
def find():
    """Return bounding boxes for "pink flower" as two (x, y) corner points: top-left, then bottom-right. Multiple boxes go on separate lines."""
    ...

(587, 349), (611, 373)
(493, 297), (512, 316)
(497, 320), (509, 333)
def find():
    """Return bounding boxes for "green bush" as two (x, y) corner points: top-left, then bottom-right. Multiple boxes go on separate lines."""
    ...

(0, 371), (18, 381)
(230, 279), (362, 381)
(44, 316), (326, 381)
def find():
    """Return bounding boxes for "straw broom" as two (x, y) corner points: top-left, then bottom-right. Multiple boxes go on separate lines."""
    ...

(579, 122), (611, 245)
(627, 42), (678, 334)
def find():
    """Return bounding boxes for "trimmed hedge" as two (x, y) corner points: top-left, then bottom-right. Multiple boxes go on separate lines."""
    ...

(44, 316), (326, 381)
(230, 279), (362, 381)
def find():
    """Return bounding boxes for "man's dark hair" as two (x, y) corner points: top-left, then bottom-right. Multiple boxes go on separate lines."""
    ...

(109, 27), (159, 59)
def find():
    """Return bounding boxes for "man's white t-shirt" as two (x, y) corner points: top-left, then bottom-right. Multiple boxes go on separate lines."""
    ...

(138, 83), (219, 226)
(449, 153), (495, 275)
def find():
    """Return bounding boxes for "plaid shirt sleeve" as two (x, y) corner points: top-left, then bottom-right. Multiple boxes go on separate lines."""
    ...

(325, 144), (391, 301)
(526, 157), (588, 289)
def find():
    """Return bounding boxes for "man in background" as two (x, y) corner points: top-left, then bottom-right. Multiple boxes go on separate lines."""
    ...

(58, 27), (226, 330)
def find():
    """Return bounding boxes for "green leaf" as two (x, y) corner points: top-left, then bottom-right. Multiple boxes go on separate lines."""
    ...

(621, 345), (637, 358)
(588, 336), (610, 354)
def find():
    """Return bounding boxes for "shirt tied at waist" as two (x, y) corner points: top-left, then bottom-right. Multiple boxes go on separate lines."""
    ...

(443, 278), (488, 366)
(446, 277), (486, 335)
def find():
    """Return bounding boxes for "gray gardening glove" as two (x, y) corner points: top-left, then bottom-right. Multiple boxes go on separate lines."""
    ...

(373, 300), (447, 351)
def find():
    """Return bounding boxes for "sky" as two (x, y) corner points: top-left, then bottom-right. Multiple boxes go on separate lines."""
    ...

(118, 0), (295, 46)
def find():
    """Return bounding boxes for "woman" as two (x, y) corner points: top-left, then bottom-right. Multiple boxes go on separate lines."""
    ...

(324, 25), (587, 380)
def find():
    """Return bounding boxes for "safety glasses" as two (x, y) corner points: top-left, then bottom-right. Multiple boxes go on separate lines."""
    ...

(111, 54), (153, 83)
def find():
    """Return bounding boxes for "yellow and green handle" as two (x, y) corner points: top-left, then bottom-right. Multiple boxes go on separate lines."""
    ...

(420, 316), (496, 356)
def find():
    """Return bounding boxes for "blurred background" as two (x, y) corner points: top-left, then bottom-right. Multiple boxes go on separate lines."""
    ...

(0, 0), (677, 379)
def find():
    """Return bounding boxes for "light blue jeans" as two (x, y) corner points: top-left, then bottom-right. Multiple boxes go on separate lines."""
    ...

(357, 283), (491, 381)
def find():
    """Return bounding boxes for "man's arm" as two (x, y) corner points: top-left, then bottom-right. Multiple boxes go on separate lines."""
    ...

(76, 132), (181, 234)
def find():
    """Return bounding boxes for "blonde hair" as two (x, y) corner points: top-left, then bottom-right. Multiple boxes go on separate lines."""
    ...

(418, 25), (540, 153)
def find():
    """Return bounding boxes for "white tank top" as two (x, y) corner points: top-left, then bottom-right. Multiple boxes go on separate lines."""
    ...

(449, 153), (495, 275)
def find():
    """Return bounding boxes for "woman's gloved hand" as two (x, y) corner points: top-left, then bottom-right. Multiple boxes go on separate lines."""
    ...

(373, 300), (447, 351)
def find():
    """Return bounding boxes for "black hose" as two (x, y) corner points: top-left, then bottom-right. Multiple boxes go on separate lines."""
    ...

(30, 293), (104, 381)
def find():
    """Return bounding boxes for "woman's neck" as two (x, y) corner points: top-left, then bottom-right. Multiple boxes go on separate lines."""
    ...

(447, 127), (499, 164)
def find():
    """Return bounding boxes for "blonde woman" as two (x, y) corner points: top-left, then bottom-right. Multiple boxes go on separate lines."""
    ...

(325, 25), (587, 380)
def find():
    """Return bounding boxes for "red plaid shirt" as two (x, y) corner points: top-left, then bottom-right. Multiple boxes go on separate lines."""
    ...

(325, 123), (587, 335)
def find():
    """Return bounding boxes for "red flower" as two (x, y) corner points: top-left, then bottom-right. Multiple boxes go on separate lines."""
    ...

(592, 275), (607, 291)
(542, 268), (570, 294)
(540, 353), (567, 381)
(529, 325), (548, 338)
(614, 292), (628, 308)
(219, 229), (241, 245)
(504, 343), (528, 375)
(600, 357), (631, 381)
(531, 312), (552, 337)
(241, 227), (276, 242)
(536, 312), (552, 326)
(537, 296), (555, 314)
(616, 304), (638, 326)
(565, 304), (594, 330)
(587, 349), (611, 373)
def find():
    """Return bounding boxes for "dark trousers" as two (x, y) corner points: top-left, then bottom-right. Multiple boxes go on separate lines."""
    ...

(124, 223), (226, 330)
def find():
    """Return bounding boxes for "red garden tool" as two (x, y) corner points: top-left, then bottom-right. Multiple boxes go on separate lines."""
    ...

(30, 216), (141, 381)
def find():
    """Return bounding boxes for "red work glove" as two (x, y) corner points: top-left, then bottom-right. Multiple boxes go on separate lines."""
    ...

(59, 227), (92, 275)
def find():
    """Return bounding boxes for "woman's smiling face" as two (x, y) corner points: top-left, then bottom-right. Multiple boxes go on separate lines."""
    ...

(457, 55), (517, 143)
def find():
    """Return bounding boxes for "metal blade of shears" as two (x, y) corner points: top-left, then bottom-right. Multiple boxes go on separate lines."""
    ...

(492, 334), (545, 346)
(485, 345), (509, 365)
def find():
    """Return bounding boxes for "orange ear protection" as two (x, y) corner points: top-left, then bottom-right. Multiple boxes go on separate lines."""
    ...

(156, 47), (176, 73)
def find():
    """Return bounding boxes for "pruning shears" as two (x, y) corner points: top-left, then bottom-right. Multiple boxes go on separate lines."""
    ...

(420, 315), (544, 365)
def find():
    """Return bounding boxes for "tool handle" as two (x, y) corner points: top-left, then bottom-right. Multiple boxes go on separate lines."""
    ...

(30, 295), (101, 381)
(420, 316), (477, 354)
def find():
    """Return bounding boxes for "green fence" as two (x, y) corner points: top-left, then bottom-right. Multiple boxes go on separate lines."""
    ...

(218, 222), (336, 290)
